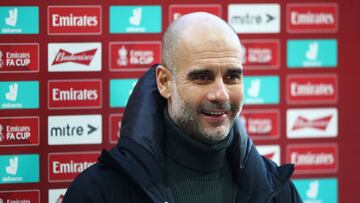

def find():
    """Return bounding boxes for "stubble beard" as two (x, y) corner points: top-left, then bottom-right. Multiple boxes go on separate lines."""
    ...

(169, 81), (240, 144)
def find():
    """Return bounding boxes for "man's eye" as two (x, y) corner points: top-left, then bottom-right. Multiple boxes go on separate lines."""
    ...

(196, 74), (210, 80)
(225, 74), (242, 83)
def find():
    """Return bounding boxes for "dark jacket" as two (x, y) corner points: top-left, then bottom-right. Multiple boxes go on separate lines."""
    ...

(63, 65), (302, 203)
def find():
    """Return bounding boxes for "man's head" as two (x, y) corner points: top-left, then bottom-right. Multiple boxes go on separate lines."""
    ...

(156, 12), (244, 144)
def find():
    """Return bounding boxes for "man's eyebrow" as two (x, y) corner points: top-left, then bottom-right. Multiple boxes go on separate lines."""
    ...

(226, 67), (243, 75)
(186, 69), (213, 78)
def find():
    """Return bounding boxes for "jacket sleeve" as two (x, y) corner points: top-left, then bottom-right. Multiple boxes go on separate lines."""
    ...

(62, 173), (104, 203)
(273, 180), (303, 203)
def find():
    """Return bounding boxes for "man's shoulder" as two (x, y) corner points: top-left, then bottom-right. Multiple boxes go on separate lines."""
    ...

(258, 155), (303, 203)
(63, 162), (151, 203)
(63, 163), (123, 201)
(74, 162), (122, 185)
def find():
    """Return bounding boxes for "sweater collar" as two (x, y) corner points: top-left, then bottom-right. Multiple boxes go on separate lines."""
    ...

(163, 109), (233, 172)
(103, 65), (295, 203)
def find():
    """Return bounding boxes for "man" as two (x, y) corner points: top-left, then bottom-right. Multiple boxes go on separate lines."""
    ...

(63, 12), (302, 203)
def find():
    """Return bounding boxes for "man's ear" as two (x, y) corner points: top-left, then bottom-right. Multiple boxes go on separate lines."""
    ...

(156, 65), (172, 99)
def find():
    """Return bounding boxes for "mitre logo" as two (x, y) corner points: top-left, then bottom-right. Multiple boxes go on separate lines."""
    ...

(0, 190), (40, 203)
(228, 4), (280, 33)
(241, 40), (280, 69)
(287, 74), (337, 104)
(48, 114), (102, 145)
(48, 151), (99, 182)
(240, 110), (279, 139)
(287, 3), (338, 33)
(48, 6), (102, 35)
(109, 41), (161, 71)
(48, 79), (102, 109)
(48, 43), (101, 72)
(287, 144), (338, 174)
(292, 115), (332, 131)
(287, 108), (337, 139)
(0, 117), (39, 147)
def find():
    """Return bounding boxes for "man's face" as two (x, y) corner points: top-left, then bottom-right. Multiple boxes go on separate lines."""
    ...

(168, 39), (244, 143)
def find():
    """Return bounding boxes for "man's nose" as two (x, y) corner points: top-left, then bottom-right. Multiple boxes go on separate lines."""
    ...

(207, 79), (230, 103)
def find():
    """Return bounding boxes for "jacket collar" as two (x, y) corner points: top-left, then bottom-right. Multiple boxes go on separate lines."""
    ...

(101, 65), (294, 203)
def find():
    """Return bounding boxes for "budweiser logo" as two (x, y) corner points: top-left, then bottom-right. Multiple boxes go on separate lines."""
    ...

(52, 48), (97, 65)
(263, 152), (275, 160)
(56, 194), (64, 203)
(292, 115), (332, 131)
(257, 145), (280, 165)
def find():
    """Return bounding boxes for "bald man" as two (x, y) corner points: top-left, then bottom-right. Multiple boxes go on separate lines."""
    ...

(64, 12), (302, 203)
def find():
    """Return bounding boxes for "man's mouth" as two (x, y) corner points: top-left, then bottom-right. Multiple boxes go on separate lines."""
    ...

(201, 110), (227, 116)
(200, 110), (229, 125)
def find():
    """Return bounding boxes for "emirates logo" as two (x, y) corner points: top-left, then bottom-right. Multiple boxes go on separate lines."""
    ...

(292, 115), (332, 131)
(52, 48), (97, 65)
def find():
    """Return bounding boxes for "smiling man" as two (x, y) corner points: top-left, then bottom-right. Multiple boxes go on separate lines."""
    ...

(157, 12), (244, 145)
(63, 12), (302, 203)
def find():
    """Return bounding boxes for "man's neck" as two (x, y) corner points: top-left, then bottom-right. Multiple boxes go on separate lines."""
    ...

(163, 109), (233, 172)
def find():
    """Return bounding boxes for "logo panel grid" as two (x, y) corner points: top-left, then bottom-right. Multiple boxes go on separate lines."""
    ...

(0, 1), (341, 201)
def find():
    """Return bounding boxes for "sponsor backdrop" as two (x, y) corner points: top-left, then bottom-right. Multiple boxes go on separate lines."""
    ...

(0, 0), (359, 202)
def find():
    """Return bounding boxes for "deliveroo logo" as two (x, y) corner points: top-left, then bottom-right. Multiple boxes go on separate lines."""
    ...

(247, 79), (261, 98)
(110, 79), (138, 108)
(305, 42), (319, 62)
(244, 76), (279, 105)
(110, 6), (161, 33)
(293, 178), (338, 203)
(287, 39), (337, 68)
(5, 156), (18, 175)
(129, 8), (142, 26)
(0, 154), (39, 184)
(5, 83), (18, 102)
(0, 6), (39, 34)
(0, 81), (39, 109)
(5, 8), (18, 27)
(306, 180), (319, 199)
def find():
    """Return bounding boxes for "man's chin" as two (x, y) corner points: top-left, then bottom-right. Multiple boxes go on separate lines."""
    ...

(198, 126), (230, 143)
(201, 120), (231, 132)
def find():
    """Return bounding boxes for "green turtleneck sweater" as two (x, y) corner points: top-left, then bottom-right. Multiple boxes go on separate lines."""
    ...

(163, 110), (237, 203)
